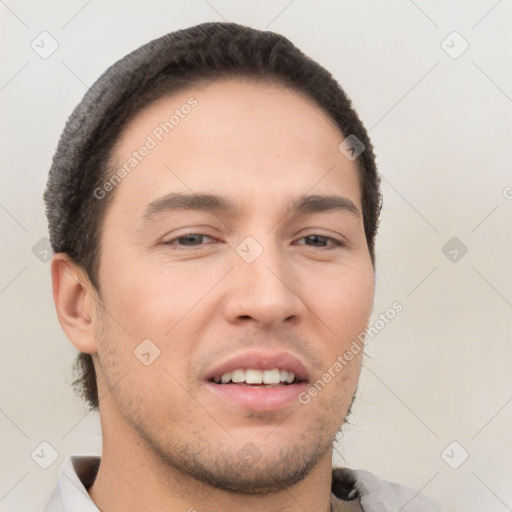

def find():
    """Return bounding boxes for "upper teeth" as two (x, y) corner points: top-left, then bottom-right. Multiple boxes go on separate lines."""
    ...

(215, 368), (296, 385)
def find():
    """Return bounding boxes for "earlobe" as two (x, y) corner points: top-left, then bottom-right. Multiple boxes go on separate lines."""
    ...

(51, 253), (98, 354)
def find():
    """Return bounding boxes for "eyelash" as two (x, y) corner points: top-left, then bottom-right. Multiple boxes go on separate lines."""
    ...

(162, 233), (345, 249)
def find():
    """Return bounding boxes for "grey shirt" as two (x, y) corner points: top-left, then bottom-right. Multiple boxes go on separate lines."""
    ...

(42, 456), (446, 511)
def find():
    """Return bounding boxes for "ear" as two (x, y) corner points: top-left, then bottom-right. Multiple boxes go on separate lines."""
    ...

(51, 253), (98, 354)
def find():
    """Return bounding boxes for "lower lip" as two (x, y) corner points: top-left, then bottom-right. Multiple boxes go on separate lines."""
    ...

(205, 381), (309, 411)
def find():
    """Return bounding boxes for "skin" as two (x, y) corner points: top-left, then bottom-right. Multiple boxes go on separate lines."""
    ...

(52, 77), (375, 512)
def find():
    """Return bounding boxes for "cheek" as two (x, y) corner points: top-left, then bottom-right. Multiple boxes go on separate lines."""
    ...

(100, 254), (224, 336)
(304, 263), (375, 346)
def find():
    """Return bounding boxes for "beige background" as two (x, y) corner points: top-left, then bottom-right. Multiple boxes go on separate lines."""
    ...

(1, 1), (511, 510)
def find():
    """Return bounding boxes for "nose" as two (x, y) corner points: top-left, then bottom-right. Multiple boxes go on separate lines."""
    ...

(222, 239), (306, 329)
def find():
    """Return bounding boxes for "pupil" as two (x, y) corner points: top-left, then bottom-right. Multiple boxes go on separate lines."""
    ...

(308, 235), (325, 246)
(181, 234), (201, 245)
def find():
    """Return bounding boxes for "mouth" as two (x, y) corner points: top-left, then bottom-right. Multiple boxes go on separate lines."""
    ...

(204, 351), (309, 411)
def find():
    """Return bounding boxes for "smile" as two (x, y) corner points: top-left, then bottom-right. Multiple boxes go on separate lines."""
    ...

(204, 351), (310, 411)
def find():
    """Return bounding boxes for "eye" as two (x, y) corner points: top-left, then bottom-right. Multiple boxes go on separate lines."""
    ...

(295, 234), (344, 249)
(163, 233), (216, 247)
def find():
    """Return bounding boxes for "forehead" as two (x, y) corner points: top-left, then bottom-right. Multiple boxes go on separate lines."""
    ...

(106, 77), (361, 218)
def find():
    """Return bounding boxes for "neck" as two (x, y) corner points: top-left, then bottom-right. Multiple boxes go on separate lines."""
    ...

(88, 400), (333, 512)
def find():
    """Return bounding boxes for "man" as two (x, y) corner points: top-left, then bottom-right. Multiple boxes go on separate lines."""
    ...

(43, 21), (444, 511)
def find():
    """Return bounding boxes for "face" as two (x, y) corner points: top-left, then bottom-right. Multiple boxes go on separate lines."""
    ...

(92, 77), (375, 493)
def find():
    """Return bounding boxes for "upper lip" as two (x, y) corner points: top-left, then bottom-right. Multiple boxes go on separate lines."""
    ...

(205, 350), (310, 383)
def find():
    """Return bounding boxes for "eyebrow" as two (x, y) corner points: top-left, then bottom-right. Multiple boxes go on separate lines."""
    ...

(142, 192), (360, 219)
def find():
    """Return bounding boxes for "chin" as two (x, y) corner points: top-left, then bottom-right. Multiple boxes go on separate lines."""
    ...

(183, 445), (326, 494)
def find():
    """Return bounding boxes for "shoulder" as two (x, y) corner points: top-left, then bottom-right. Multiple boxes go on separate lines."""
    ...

(42, 455), (101, 512)
(332, 467), (446, 512)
